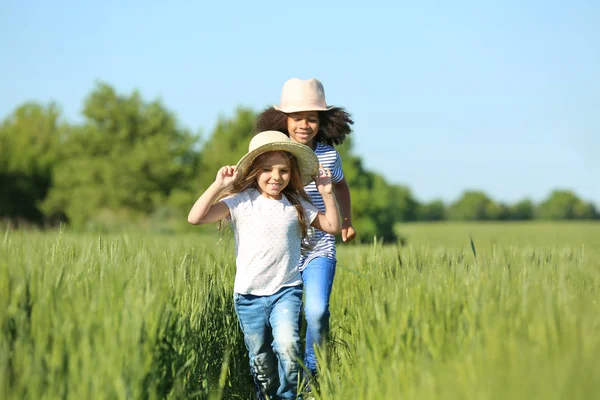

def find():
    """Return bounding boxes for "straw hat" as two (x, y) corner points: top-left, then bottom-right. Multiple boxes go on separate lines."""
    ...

(236, 131), (319, 186)
(274, 78), (334, 113)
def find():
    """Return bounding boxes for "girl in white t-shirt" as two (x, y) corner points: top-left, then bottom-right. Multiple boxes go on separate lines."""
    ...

(187, 130), (341, 400)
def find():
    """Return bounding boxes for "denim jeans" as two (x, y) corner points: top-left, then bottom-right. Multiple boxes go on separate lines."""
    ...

(234, 285), (303, 400)
(300, 257), (336, 376)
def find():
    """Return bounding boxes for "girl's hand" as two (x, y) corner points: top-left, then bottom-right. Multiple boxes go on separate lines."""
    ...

(314, 164), (333, 195)
(342, 223), (356, 243)
(215, 166), (237, 189)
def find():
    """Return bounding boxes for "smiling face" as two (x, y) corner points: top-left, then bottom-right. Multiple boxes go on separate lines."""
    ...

(254, 151), (292, 200)
(286, 111), (320, 148)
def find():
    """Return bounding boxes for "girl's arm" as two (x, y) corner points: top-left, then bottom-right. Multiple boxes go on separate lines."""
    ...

(187, 166), (237, 225)
(333, 178), (356, 242)
(311, 192), (342, 234)
(310, 165), (342, 234)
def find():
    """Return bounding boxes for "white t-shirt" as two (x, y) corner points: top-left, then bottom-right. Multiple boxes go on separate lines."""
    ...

(223, 188), (318, 296)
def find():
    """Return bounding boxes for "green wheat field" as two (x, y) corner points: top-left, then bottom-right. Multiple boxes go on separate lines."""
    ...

(2, 222), (599, 399)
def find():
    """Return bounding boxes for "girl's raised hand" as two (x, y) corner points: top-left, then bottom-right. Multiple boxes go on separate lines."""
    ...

(314, 164), (333, 195)
(215, 165), (238, 189)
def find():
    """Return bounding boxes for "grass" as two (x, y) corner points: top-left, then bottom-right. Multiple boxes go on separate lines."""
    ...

(1, 222), (599, 399)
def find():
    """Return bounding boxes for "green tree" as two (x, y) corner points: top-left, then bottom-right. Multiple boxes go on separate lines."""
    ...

(0, 102), (63, 223)
(447, 190), (500, 221)
(335, 138), (417, 242)
(572, 201), (598, 219)
(508, 198), (535, 220)
(536, 190), (598, 220)
(417, 199), (446, 221)
(487, 202), (509, 221)
(42, 82), (200, 227)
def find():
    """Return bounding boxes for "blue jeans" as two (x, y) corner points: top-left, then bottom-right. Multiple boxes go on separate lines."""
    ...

(300, 257), (336, 376)
(234, 285), (303, 400)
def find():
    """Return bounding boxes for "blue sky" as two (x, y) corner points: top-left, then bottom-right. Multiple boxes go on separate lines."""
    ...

(1, 0), (598, 206)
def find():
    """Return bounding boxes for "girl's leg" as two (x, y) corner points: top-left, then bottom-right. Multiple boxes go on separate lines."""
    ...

(300, 257), (336, 376)
(234, 293), (279, 400)
(269, 285), (303, 400)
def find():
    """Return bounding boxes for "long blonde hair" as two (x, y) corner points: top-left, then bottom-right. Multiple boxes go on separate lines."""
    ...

(218, 151), (313, 241)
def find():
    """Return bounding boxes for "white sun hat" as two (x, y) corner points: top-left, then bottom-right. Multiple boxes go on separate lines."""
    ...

(274, 78), (334, 113)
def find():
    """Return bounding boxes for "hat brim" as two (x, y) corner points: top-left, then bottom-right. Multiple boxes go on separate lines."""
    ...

(273, 104), (335, 113)
(235, 142), (319, 186)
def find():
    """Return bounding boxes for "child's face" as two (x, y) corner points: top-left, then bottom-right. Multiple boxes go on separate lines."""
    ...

(286, 111), (319, 147)
(255, 152), (291, 200)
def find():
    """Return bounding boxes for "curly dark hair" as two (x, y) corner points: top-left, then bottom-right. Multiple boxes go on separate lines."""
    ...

(255, 107), (354, 147)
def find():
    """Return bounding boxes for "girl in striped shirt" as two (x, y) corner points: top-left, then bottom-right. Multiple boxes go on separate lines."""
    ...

(256, 78), (356, 380)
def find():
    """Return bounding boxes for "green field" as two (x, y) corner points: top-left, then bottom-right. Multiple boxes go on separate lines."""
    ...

(2, 222), (599, 399)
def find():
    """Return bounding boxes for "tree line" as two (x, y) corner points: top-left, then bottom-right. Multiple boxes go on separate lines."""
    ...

(1, 82), (598, 241)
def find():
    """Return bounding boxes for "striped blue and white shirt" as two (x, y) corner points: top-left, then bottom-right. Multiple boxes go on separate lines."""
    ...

(299, 142), (344, 270)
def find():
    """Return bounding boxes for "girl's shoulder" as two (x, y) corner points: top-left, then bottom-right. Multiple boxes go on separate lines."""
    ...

(314, 142), (342, 163)
(223, 188), (257, 206)
(314, 142), (339, 156)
